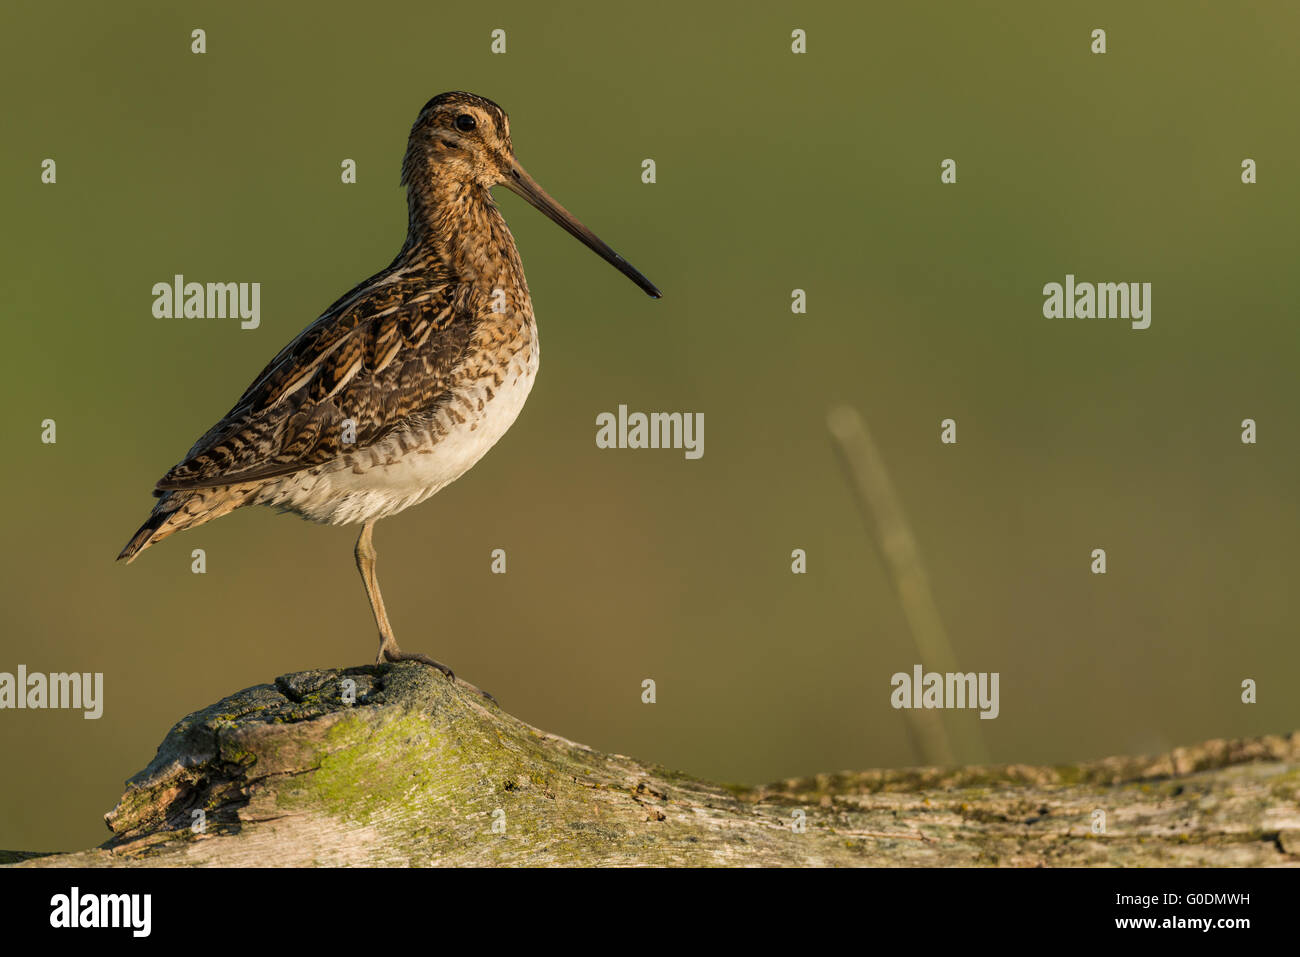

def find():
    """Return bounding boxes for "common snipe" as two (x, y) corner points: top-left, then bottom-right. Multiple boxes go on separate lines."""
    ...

(119, 92), (660, 680)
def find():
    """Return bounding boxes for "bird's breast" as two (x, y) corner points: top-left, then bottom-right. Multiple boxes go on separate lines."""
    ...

(256, 313), (539, 525)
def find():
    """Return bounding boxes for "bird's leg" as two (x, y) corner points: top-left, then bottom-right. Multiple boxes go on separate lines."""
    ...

(354, 520), (455, 681)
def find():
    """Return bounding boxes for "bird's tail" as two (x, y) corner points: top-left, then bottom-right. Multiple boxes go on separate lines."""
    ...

(117, 485), (257, 563)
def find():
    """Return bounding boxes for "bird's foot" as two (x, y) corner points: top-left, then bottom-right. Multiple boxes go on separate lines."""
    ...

(377, 645), (455, 681)
(375, 641), (496, 703)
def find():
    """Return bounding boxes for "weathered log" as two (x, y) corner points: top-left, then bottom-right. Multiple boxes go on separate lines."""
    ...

(7, 663), (1299, 866)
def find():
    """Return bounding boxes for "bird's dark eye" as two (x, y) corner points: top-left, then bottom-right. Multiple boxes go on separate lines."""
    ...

(454, 114), (477, 133)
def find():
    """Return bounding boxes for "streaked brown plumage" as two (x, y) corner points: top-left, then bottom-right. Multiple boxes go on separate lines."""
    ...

(119, 91), (659, 678)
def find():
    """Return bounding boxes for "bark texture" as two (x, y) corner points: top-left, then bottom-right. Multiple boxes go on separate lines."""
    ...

(7, 664), (1299, 866)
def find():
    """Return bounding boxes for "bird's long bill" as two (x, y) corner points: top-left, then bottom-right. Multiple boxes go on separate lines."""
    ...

(502, 159), (661, 299)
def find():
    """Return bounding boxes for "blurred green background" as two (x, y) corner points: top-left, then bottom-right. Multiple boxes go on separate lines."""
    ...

(2, 1), (1297, 853)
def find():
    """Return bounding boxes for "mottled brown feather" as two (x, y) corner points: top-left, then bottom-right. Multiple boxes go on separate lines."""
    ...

(155, 266), (475, 491)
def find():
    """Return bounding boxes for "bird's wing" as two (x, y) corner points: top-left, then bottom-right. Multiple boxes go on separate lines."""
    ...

(154, 268), (475, 491)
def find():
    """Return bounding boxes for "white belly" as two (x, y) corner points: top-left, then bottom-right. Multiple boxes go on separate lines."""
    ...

(255, 346), (538, 526)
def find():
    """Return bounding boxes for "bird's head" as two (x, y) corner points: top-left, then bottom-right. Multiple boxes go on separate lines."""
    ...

(405, 91), (515, 190)
(403, 91), (660, 298)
